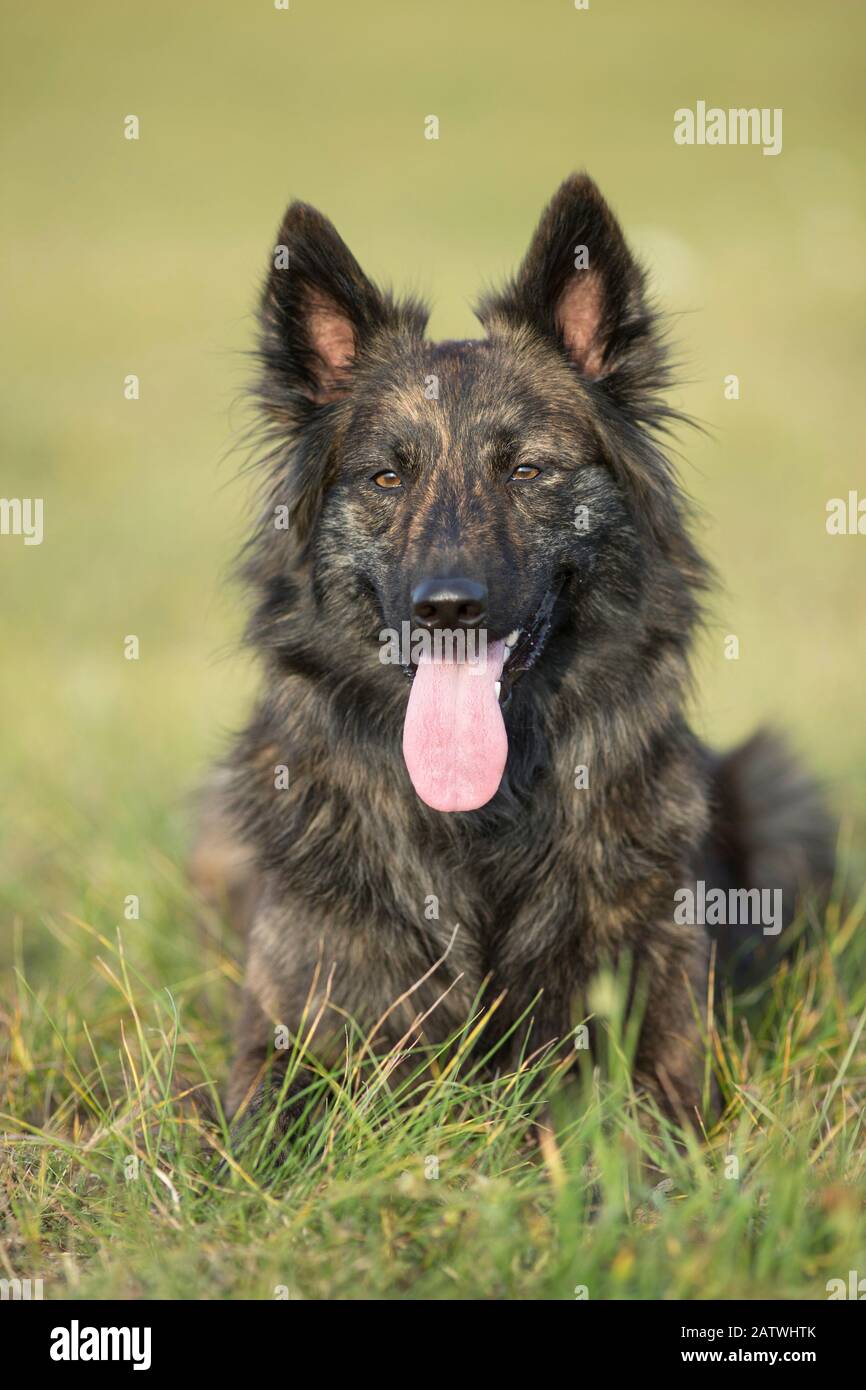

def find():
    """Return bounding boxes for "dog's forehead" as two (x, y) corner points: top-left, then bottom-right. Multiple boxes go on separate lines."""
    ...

(367, 335), (551, 440)
(425, 336), (508, 382)
(353, 330), (589, 468)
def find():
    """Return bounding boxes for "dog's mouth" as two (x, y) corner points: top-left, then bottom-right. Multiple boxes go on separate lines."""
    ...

(401, 578), (563, 814)
(493, 579), (563, 707)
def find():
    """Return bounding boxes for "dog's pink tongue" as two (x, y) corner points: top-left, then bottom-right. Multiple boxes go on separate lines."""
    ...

(402, 640), (507, 812)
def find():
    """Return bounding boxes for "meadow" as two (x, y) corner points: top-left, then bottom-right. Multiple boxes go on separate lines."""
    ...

(1, 0), (864, 1299)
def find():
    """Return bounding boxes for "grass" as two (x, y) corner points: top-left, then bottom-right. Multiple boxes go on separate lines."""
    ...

(3, 857), (866, 1301)
(2, 0), (866, 1302)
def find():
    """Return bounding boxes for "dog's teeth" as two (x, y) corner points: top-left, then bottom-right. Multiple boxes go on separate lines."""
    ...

(494, 681), (501, 700)
(506, 629), (520, 647)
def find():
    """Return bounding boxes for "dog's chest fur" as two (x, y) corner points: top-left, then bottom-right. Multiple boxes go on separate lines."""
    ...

(234, 684), (710, 1053)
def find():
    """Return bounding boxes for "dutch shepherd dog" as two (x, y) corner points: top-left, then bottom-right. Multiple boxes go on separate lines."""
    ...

(193, 174), (832, 1146)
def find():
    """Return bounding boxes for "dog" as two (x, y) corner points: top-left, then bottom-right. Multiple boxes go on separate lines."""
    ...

(192, 173), (833, 1142)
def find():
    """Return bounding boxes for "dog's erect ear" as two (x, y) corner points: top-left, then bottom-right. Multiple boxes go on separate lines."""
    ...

(260, 202), (424, 409)
(477, 174), (650, 383)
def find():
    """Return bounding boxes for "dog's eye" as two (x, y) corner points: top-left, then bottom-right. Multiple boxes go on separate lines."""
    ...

(372, 470), (403, 489)
(509, 464), (541, 482)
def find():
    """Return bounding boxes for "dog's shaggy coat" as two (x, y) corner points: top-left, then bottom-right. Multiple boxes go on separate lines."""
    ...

(192, 175), (832, 1139)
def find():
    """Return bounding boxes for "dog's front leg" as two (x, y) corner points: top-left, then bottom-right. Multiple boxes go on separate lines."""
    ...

(631, 928), (710, 1124)
(224, 982), (322, 1164)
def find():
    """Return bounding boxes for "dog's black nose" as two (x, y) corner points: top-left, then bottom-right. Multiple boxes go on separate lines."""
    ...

(411, 578), (487, 629)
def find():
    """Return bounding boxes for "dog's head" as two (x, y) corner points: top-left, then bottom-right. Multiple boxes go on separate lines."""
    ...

(253, 176), (705, 812)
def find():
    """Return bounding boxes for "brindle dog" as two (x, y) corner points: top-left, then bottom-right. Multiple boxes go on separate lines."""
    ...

(192, 174), (832, 1145)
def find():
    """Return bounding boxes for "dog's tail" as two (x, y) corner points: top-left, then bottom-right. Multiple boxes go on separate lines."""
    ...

(704, 729), (836, 978)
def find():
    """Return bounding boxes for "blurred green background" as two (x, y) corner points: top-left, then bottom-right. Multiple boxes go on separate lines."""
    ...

(2, 0), (865, 946)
